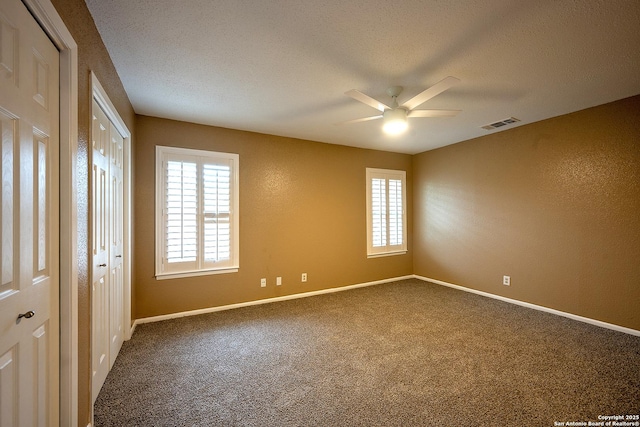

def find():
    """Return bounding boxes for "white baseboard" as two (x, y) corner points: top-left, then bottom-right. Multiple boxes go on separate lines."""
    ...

(414, 275), (640, 337)
(133, 275), (414, 327)
(129, 321), (137, 338)
(131, 274), (639, 337)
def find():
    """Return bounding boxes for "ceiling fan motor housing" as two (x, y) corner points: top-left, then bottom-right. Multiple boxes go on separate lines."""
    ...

(386, 86), (403, 98)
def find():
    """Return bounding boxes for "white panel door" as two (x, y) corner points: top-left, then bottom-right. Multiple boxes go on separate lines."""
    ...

(0, 0), (60, 425)
(108, 122), (124, 367)
(91, 99), (126, 402)
(91, 100), (110, 402)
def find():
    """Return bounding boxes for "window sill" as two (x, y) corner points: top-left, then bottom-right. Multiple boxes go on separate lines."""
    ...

(367, 250), (407, 259)
(155, 267), (238, 280)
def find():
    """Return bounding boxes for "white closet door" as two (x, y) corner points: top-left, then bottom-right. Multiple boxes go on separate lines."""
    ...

(0, 0), (60, 425)
(91, 100), (110, 402)
(91, 98), (126, 403)
(108, 122), (124, 367)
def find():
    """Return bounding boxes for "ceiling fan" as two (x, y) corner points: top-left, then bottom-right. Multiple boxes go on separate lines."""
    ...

(342, 76), (461, 135)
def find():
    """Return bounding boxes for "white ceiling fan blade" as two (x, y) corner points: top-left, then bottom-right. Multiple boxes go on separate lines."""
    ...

(336, 115), (383, 125)
(408, 109), (461, 118)
(345, 89), (391, 112)
(401, 76), (461, 111)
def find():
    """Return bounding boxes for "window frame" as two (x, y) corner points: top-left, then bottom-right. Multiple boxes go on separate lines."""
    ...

(366, 168), (407, 258)
(155, 145), (239, 280)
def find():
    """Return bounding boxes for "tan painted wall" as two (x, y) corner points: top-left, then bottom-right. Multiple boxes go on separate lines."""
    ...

(49, 0), (136, 424)
(134, 116), (413, 318)
(413, 95), (640, 331)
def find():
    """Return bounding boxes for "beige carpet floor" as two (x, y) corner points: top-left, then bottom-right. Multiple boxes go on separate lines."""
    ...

(94, 279), (640, 426)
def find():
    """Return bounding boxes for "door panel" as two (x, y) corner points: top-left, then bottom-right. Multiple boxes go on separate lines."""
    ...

(32, 323), (49, 427)
(0, 0), (59, 425)
(0, 349), (17, 426)
(0, 111), (16, 297)
(91, 274), (109, 401)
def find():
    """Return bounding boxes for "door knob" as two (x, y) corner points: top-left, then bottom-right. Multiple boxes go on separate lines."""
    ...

(98, 263), (107, 267)
(115, 255), (122, 258)
(17, 310), (35, 320)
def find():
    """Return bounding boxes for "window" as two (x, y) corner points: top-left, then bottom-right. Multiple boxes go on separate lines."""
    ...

(156, 146), (239, 279)
(366, 168), (407, 257)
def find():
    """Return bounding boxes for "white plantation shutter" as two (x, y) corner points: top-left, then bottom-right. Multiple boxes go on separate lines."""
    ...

(202, 163), (231, 265)
(366, 168), (407, 256)
(165, 160), (198, 265)
(388, 178), (403, 246)
(156, 146), (239, 278)
(371, 178), (386, 247)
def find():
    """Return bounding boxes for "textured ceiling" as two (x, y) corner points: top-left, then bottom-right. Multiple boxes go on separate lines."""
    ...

(85, 0), (640, 154)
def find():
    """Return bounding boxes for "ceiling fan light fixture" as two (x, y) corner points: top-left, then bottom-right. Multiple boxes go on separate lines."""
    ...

(382, 108), (408, 135)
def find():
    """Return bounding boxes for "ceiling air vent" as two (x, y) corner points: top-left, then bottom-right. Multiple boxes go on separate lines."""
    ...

(481, 117), (520, 131)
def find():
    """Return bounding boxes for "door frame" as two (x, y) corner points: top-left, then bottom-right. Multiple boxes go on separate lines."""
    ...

(21, 0), (78, 425)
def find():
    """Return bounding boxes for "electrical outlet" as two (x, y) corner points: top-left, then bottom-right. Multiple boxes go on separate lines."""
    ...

(276, 277), (282, 286)
(503, 275), (510, 286)
(260, 278), (267, 287)
(301, 273), (307, 282)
